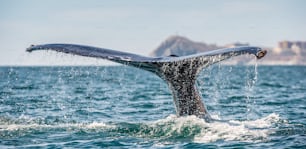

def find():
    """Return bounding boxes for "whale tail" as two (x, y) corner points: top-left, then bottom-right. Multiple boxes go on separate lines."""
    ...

(27, 44), (267, 119)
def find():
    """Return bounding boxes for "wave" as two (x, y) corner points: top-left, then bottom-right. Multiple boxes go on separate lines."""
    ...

(0, 113), (284, 143)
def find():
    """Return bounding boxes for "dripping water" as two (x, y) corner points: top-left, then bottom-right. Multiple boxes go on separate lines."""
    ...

(245, 57), (259, 120)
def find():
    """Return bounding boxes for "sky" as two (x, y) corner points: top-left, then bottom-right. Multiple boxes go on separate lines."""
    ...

(0, 0), (305, 65)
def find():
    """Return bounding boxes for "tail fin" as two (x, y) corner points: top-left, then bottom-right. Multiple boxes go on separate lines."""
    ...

(27, 44), (160, 73)
(27, 44), (267, 119)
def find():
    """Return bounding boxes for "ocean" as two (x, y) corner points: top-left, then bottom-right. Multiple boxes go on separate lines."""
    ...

(0, 65), (305, 148)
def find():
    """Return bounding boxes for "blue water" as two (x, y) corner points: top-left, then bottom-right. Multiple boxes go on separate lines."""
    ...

(0, 65), (305, 148)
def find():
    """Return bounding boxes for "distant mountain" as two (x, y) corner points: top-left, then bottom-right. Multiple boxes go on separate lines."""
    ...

(150, 36), (220, 57)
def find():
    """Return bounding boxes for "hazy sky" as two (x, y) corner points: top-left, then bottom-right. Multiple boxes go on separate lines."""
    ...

(1, 0), (305, 65)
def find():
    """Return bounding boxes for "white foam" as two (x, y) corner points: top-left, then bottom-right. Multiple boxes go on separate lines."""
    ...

(149, 113), (282, 143)
(194, 113), (281, 143)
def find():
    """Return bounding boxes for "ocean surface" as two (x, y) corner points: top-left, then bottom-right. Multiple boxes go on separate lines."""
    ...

(0, 65), (305, 148)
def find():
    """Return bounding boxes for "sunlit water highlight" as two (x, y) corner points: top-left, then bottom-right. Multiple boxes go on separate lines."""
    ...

(0, 65), (305, 148)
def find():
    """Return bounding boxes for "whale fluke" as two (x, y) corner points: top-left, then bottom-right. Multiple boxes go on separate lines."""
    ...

(27, 44), (266, 120)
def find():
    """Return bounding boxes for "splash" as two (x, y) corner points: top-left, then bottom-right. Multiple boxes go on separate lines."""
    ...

(145, 113), (281, 143)
(194, 113), (281, 143)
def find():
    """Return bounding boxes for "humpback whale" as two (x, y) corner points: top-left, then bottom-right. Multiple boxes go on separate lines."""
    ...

(26, 44), (267, 120)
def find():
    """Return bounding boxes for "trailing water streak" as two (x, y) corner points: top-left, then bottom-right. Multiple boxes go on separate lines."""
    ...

(26, 44), (267, 120)
(0, 114), (280, 143)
